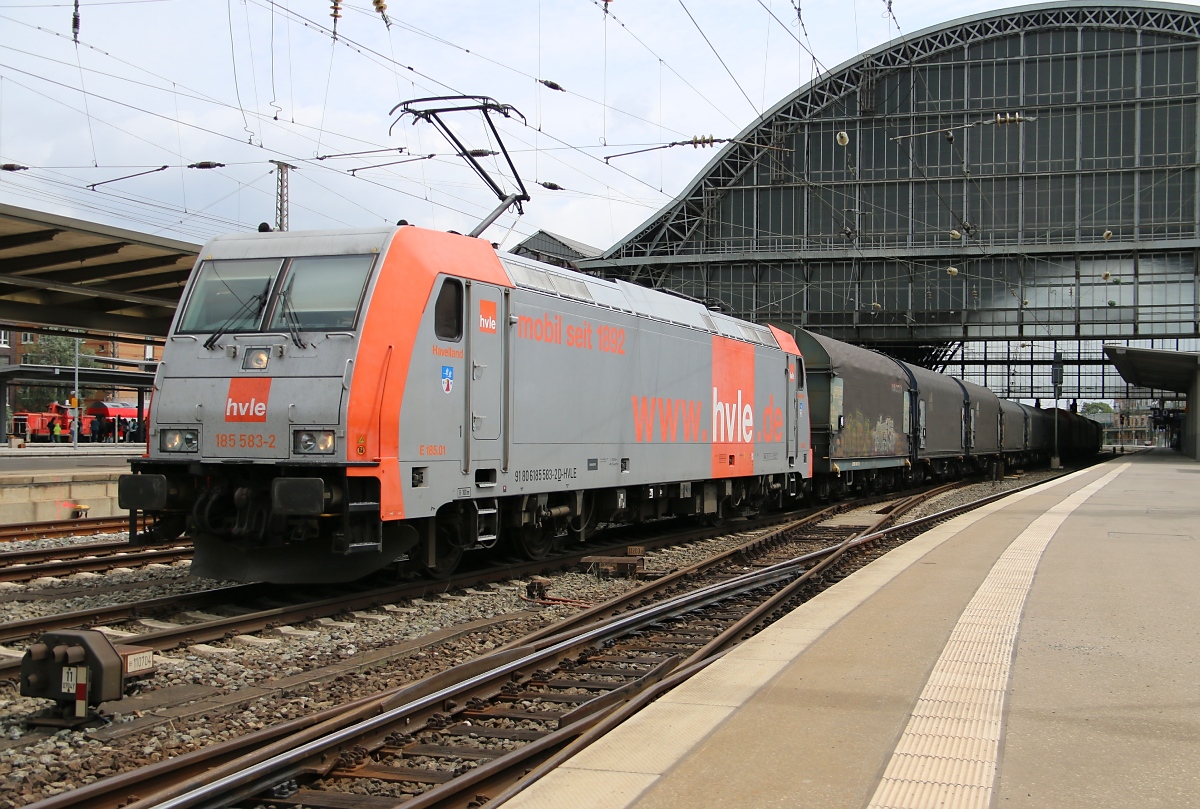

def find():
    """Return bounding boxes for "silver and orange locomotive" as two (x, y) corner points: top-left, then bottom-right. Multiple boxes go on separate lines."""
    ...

(120, 226), (813, 582)
(120, 225), (1100, 583)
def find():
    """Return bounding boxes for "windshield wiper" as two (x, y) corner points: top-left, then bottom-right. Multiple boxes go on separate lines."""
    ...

(202, 281), (270, 350)
(277, 285), (308, 349)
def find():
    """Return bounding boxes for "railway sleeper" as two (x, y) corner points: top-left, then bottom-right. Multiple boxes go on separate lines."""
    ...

(444, 723), (550, 742)
(386, 744), (501, 761)
(329, 763), (457, 785)
(462, 707), (566, 722)
(265, 789), (399, 809)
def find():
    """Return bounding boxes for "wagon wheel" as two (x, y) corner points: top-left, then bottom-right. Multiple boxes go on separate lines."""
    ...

(421, 519), (466, 579)
(515, 523), (555, 561)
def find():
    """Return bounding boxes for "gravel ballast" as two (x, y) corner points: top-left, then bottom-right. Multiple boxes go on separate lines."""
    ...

(0, 470), (1088, 807)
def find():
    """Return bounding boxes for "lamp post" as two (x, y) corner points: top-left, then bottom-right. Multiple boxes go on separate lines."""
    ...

(71, 338), (80, 449)
(1051, 350), (1063, 468)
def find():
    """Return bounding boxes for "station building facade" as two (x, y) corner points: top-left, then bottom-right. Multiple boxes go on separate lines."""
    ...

(583, 1), (1200, 403)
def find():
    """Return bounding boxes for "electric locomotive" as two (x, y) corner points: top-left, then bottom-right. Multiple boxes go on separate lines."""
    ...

(119, 225), (812, 582)
(119, 223), (1099, 584)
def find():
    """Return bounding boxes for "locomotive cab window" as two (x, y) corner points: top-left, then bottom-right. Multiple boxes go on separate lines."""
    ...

(177, 259), (283, 334)
(434, 279), (463, 341)
(266, 254), (375, 332)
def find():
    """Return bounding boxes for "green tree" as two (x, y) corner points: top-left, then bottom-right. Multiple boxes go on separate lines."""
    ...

(14, 336), (98, 412)
(1081, 401), (1114, 415)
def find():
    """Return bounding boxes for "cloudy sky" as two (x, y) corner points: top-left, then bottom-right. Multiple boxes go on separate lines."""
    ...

(0, 0), (1187, 251)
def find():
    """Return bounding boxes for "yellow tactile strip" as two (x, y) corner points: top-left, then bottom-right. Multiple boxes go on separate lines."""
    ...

(867, 463), (1129, 809)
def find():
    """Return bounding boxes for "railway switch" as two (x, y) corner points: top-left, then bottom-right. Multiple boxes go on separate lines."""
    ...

(20, 630), (155, 726)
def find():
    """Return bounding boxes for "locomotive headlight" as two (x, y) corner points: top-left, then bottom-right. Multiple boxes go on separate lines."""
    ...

(160, 429), (199, 453)
(294, 429), (335, 455)
(242, 347), (270, 371)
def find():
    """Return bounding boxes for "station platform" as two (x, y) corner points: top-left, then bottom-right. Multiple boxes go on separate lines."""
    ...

(0, 445), (141, 522)
(506, 451), (1200, 809)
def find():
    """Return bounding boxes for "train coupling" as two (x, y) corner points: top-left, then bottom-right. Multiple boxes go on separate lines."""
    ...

(19, 630), (154, 727)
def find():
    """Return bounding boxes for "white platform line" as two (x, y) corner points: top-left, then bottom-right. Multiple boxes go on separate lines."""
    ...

(866, 463), (1130, 809)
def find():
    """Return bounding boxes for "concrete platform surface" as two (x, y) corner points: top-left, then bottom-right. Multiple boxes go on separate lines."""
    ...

(0, 444), (142, 470)
(502, 452), (1199, 809)
(0, 448), (140, 521)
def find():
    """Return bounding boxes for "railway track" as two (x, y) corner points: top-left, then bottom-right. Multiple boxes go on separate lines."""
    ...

(0, 542), (193, 583)
(0, 515), (130, 543)
(24, 482), (988, 809)
(0, 503), (824, 679)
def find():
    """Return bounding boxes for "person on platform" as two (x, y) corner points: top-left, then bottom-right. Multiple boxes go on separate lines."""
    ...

(51, 419), (62, 443)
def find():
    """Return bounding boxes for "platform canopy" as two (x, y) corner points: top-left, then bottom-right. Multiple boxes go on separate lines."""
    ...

(0, 203), (200, 338)
(0, 363), (154, 390)
(1103, 345), (1200, 394)
(1106, 344), (1200, 459)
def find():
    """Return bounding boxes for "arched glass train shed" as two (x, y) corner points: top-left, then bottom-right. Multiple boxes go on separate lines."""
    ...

(583, 1), (1200, 402)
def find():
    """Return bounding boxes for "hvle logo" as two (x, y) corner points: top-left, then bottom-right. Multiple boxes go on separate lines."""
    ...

(478, 300), (497, 334)
(225, 377), (271, 422)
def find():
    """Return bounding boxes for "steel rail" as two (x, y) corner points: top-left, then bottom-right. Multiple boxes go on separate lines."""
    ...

(9, 506), (847, 809)
(0, 516), (131, 542)
(0, 509), (807, 680)
(509, 484), (957, 652)
(0, 583), (266, 645)
(488, 472), (1096, 806)
(139, 556), (813, 809)
(435, 500), (932, 809)
(0, 540), (186, 568)
(132, 488), (968, 809)
(18, 472), (1078, 809)
(0, 546), (193, 583)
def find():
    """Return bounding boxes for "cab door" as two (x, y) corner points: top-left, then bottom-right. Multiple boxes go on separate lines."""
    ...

(785, 357), (797, 460)
(467, 282), (503, 463)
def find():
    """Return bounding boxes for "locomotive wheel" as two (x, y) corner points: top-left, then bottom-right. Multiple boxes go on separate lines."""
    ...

(515, 524), (555, 561)
(421, 521), (465, 579)
(150, 513), (187, 543)
(701, 505), (725, 527)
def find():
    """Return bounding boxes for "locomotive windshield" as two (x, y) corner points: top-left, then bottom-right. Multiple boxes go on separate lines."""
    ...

(177, 259), (282, 334)
(266, 255), (375, 331)
(177, 254), (375, 335)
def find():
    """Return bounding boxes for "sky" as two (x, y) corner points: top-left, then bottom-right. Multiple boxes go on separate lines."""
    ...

(0, 0), (1193, 252)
